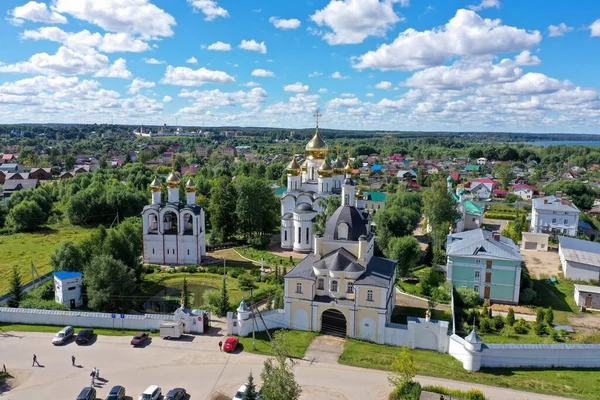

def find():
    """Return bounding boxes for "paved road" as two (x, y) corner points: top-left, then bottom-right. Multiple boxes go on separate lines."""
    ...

(0, 331), (571, 400)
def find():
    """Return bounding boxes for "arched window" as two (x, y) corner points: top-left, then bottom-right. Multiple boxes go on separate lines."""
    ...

(148, 214), (158, 234)
(331, 280), (338, 292)
(183, 214), (193, 235)
(163, 211), (178, 234)
(337, 223), (348, 240)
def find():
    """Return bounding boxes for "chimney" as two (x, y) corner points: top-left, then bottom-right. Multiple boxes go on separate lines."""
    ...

(562, 199), (567, 206)
(556, 191), (562, 198)
(492, 231), (500, 241)
(544, 199), (548, 204)
(568, 200), (573, 207)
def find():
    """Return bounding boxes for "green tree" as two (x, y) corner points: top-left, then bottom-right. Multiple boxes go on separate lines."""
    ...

(242, 371), (259, 400)
(374, 206), (420, 252)
(542, 180), (596, 210)
(506, 307), (516, 326)
(63, 154), (76, 171)
(182, 277), (191, 309)
(385, 236), (421, 277)
(208, 177), (238, 243)
(261, 330), (302, 400)
(50, 241), (85, 272)
(423, 181), (460, 264)
(494, 163), (515, 190)
(216, 278), (230, 317)
(388, 347), (420, 399)
(235, 177), (279, 242)
(536, 308), (545, 325)
(6, 200), (47, 232)
(238, 273), (258, 293)
(545, 307), (554, 326)
(83, 255), (137, 312)
(8, 266), (24, 308)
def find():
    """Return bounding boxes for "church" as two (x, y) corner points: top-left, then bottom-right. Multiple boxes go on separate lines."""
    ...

(280, 112), (350, 252)
(141, 170), (206, 265)
(282, 177), (397, 342)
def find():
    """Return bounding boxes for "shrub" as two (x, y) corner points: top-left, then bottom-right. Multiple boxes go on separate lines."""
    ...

(545, 307), (554, 326)
(422, 385), (487, 400)
(166, 267), (175, 274)
(431, 282), (451, 303)
(178, 266), (187, 273)
(551, 330), (561, 342)
(492, 315), (505, 331)
(534, 322), (547, 336)
(519, 287), (537, 304)
(483, 212), (516, 220)
(19, 298), (69, 311)
(536, 308), (545, 324)
(247, 235), (271, 249)
(506, 307), (515, 326)
(146, 264), (160, 274)
(513, 319), (529, 334)
(456, 287), (483, 308)
(229, 268), (244, 279)
(558, 328), (569, 340)
(479, 318), (492, 333)
(389, 382), (421, 400)
(187, 265), (198, 273)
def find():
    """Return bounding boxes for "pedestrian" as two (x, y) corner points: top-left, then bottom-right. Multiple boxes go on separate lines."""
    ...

(2, 364), (6, 373)
(32, 354), (40, 367)
(71, 355), (75, 367)
(91, 369), (95, 379)
(218, 340), (223, 351)
(95, 367), (100, 379)
(90, 374), (95, 387)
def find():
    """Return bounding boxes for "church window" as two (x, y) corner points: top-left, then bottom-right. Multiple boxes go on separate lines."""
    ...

(344, 194), (350, 205)
(187, 249), (190, 255)
(298, 227), (301, 243)
(284, 231), (288, 241)
(166, 249), (169, 255)
(317, 278), (324, 290)
(306, 227), (309, 244)
(148, 214), (158, 233)
(183, 214), (193, 235)
(296, 283), (302, 294)
(152, 248), (155, 255)
(337, 223), (348, 240)
(346, 282), (354, 294)
(331, 280), (338, 292)
(367, 290), (373, 302)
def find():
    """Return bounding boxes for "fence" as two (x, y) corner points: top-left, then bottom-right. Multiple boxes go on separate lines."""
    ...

(0, 271), (54, 306)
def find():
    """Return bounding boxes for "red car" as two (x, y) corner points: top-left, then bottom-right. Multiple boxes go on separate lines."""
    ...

(223, 337), (239, 353)
(130, 332), (149, 346)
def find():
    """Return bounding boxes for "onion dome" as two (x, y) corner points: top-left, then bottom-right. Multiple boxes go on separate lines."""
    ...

(301, 159), (308, 172)
(356, 188), (366, 200)
(305, 129), (328, 160)
(151, 176), (162, 192)
(286, 157), (301, 176)
(333, 157), (345, 174)
(185, 178), (196, 193)
(344, 158), (353, 174)
(166, 170), (180, 188)
(318, 157), (333, 177)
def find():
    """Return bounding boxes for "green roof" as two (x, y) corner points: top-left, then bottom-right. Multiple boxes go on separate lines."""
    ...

(465, 165), (481, 171)
(274, 187), (287, 195)
(364, 191), (386, 202)
(465, 201), (483, 216)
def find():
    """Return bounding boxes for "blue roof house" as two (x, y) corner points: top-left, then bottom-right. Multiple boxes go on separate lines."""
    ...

(53, 271), (83, 309)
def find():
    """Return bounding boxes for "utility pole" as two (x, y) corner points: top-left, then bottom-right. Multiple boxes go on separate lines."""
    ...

(251, 287), (256, 351)
(223, 258), (226, 280)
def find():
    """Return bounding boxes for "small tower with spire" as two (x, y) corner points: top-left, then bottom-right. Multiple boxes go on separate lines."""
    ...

(166, 156), (180, 203)
(185, 178), (196, 205)
(151, 176), (162, 205)
(317, 157), (333, 194)
(286, 157), (301, 191)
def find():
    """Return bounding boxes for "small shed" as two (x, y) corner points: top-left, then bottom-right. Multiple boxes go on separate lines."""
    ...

(521, 232), (549, 251)
(173, 305), (210, 334)
(574, 284), (600, 310)
(559, 236), (600, 281)
(53, 271), (83, 309)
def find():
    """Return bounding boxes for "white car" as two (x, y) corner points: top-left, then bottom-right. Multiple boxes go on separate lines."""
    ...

(233, 384), (262, 400)
(52, 326), (74, 345)
(139, 385), (161, 400)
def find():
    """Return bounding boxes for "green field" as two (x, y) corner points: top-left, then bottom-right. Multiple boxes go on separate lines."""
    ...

(236, 329), (317, 359)
(339, 339), (600, 400)
(0, 226), (93, 295)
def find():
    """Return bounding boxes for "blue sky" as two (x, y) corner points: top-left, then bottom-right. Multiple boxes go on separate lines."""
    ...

(1, 0), (600, 133)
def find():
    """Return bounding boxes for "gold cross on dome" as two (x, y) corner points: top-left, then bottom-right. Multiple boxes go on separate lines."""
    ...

(313, 109), (322, 128)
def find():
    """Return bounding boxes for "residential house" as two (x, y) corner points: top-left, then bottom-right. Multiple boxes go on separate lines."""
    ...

(2, 179), (39, 197)
(181, 165), (199, 175)
(531, 193), (580, 236)
(29, 168), (52, 180)
(60, 171), (74, 180)
(559, 236), (600, 281)
(464, 165), (481, 174)
(363, 191), (386, 212)
(574, 284), (600, 309)
(513, 184), (538, 200)
(0, 163), (19, 172)
(161, 151), (175, 162)
(470, 178), (500, 200)
(1, 154), (17, 163)
(6, 172), (29, 180)
(195, 146), (209, 157)
(218, 147), (236, 157)
(396, 169), (417, 181)
(446, 229), (523, 304)
(476, 157), (487, 165)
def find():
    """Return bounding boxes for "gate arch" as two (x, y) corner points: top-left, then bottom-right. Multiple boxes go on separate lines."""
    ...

(320, 309), (347, 338)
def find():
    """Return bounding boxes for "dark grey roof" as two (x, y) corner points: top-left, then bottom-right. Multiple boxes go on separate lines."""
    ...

(324, 205), (368, 241)
(295, 203), (314, 212)
(314, 248), (365, 273)
(2, 179), (39, 191)
(354, 256), (396, 288)
(282, 212), (293, 220)
(559, 236), (600, 266)
(142, 202), (203, 215)
(284, 254), (316, 280)
(446, 229), (523, 262)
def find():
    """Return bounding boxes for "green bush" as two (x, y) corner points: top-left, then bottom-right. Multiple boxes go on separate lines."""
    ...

(479, 318), (492, 333)
(166, 267), (175, 273)
(187, 265), (198, 273)
(513, 319), (529, 334)
(492, 315), (505, 331)
(19, 298), (69, 311)
(483, 212), (516, 220)
(456, 287), (483, 308)
(389, 381), (421, 400)
(534, 322), (547, 336)
(247, 235), (271, 249)
(545, 307), (554, 326)
(506, 307), (515, 326)
(229, 268), (244, 278)
(519, 287), (537, 304)
(422, 385), (487, 400)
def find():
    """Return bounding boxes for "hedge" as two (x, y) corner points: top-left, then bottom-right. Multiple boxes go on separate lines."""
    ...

(483, 212), (516, 220)
(422, 385), (487, 400)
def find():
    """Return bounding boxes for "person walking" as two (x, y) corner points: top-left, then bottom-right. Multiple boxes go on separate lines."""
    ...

(71, 355), (75, 367)
(32, 354), (40, 367)
(95, 367), (100, 379)
(218, 340), (223, 352)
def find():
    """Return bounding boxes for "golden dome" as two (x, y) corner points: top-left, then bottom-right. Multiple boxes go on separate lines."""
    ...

(151, 177), (162, 192)
(185, 178), (196, 193)
(318, 157), (333, 177)
(305, 129), (328, 160)
(286, 157), (301, 176)
(344, 158), (353, 173)
(301, 159), (308, 172)
(356, 188), (366, 200)
(333, 157), (345, 174)
(166, 171), (180, 188)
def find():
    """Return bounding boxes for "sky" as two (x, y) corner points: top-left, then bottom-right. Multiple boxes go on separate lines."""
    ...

(1, 0), (600, 133)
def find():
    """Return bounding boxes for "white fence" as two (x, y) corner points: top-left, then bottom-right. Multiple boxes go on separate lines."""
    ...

(0, 307), (173, 331)
(227, 309), (286, 337)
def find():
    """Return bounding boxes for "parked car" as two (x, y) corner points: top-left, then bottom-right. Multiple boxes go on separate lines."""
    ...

(223, 337), (239, 353)
(105, 385), (126, 400)
(164, 388), (186, 400)
(130, 332), (149, 347)
(76, 386), (96, 400)
(138, 385), (161, 400)
(75, 329), (95, 345)
(52, 326), (74, 345)
(233, 384), (262, 400)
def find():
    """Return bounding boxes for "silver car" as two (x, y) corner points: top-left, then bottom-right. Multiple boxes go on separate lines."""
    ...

(52, 326), (74, 345)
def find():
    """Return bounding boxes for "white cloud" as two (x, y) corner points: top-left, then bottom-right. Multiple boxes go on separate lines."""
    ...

(590, 20), (600, 37)
(328, 97), (360, 108)
(375, 81), (393, 89)
(186, 57), (198, 64)
(284, 82), (310, 93)
(354, 9), (541, 71)
(161, 65), (235, 86)
(243, 81), (260, 87)
(53, 0), (176, 39)
(95, 58), (132, 78)
(366, 93), (374, 97)
(309, 71), (323, 77)
(177, 87), (267, 113)
(318, 88), (328, 93)
(187, 0), (229, 21)
(469, 0), (500, 11)
(481, 72), (571, 96)
(9, 1), (67, 25)
(162, 95), (173, 103)
(341, 93), (356, 97)
(128, 78), (155, 94)
(143, 58), (165, 64)
(310, 0), (404, 45)
(548, 23), (573, 37)
(207, 41), (232, 51)
(251, 69), (275, 77)
(239, 40), (267, 54)
(269, 17), (301, 30)
(21, 27), (150, 53)
(331, 71), (350, 79)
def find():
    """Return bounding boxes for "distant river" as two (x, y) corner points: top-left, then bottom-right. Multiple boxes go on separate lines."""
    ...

(517, 141), (600, 147)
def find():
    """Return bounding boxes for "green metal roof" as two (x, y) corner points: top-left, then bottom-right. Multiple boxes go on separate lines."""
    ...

(364, 191), (386, 202)
(465, 201), (483, 216)
(274, 187), (287, 195)
(465, 165), (481, 171)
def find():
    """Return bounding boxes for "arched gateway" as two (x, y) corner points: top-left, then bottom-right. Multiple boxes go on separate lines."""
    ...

(320, 309), (347, 338)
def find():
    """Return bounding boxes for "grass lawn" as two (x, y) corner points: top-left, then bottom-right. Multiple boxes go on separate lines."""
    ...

(533, 278), (579, 325)
(235, 329), (317, 359)
(339, 339), (600, 400)
(0, 322), (159, 337)
(235, 246), (303, 266)
(396, 281), (421, 297)
(0, 225), (93, 295)
(391, 306), (452, 325)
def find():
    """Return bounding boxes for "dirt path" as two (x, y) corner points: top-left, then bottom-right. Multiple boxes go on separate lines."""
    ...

(303, 336), (346, 364)
(520, 250), (561, 279)
(395, 290), (450, 311)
